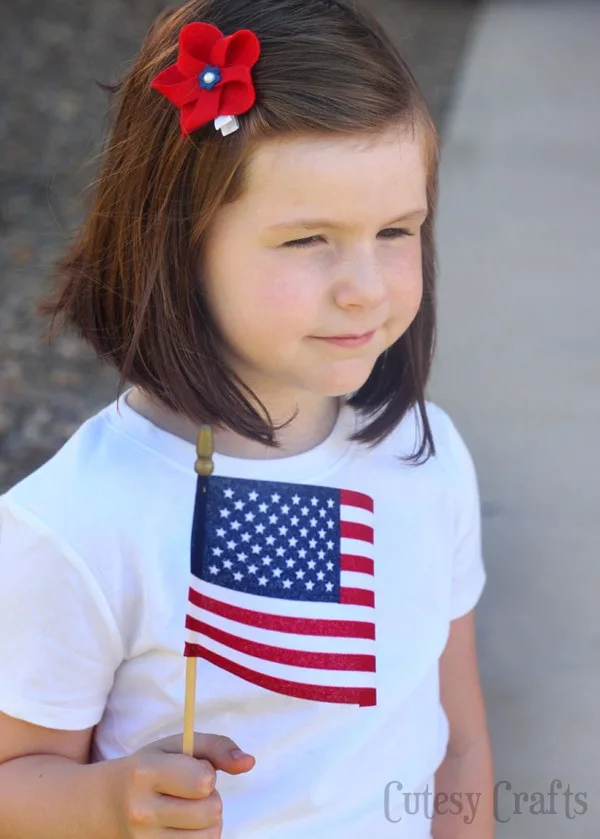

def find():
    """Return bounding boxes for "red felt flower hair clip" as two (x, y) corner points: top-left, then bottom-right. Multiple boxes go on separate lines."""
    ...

(151, 22), (261, 137)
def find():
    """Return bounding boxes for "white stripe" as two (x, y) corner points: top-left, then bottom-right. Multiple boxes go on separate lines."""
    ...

(341, 504), (374, 527)
(191, 578), (376, 621)
(187, 601), (376, 654)
(185, 632), (377, 688)
(340, 570), (375, 592)
(341, 537), (374, 559)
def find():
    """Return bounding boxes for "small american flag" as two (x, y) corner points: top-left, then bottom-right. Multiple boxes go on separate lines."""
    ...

(185, 475), (377, 706)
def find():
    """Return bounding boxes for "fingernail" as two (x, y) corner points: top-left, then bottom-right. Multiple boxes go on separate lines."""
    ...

(231, 749), (251, 760)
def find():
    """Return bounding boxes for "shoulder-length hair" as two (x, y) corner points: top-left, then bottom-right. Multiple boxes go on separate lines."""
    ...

(39, 0), (439, 461)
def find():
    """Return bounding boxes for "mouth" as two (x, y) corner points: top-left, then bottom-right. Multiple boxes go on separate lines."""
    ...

(311, 331), (376, 348)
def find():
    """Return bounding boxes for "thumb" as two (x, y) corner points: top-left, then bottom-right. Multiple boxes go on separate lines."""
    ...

(152, 732), (256, 775)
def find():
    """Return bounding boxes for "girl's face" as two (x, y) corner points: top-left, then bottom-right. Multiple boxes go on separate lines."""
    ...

(202, 126), (428, 415)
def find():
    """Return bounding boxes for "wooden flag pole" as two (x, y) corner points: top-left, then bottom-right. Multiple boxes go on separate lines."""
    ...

(183, 424), (214, 757)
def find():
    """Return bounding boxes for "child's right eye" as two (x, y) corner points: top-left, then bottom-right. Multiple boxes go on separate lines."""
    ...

(282, 236), (325, 248)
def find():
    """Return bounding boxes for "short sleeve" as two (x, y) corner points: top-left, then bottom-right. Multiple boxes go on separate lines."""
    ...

(444, 418), (487, 620)
(0, 498), (123, 730)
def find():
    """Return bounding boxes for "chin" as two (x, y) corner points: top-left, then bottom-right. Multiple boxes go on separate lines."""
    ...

(309, 364), (377, 398)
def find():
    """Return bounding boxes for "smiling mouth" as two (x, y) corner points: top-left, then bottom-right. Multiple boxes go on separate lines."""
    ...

(312, 331), (376, 348)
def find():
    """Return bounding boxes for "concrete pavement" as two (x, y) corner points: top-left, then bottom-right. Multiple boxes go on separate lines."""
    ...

(429, 2), (600, 836)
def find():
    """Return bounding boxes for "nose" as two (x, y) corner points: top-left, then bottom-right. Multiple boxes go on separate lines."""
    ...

(331, 248), (388, 312)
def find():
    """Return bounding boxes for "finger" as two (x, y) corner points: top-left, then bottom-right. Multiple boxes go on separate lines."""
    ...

(156, 732), (256, 775)
(151, 753), (217, 798)
(154, 789), (223, 830)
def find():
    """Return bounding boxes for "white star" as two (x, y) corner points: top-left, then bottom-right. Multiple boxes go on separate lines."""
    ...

(308, 559), (316, 570)
(279, 525), (288, 536)
(317, 570), (325, 580)
(234, 571), (243, 581)
(224, 488), (234, 499)
(266, 535), (276, 546)
(327, 498), (335, 508)
(310, 497), (318, 506)
(310, 518), (317, 527)
(259, 502), (268, 513)
(216, 528), (226, 538)
(292, 494), (300, 504)
(327, 520), (335, 529)
(209, 565), (219, 574)
(305, 580), (315, 591)
(230, 521), (241, 531)
(262, 556), (273, 566)
(318, 550), (325, 560)
(301, 506), (309, 516)
(291, 516), (299, 526)
(255, 523), (265, 534)
(234, 500), (245, 510)
(223, 560), (233, 570)
(272, 567), (283, 577)
(220, 509), (231, 518)
(288, 537), (297, 547)
(241, 532), (251, 543)
(276, 547), (286, 557)
(271, 493), (281, 503)
(296, 569), (305, 579)
(318, 529), (326, 539)
(281, 504), (290, 514)
(300, 528), (308, 537)
(319, 508), (326, 518)
(237, 552), (248, 562)
(245, 512), (255, 522)
(283, 579), (292, 589)
(298, 548), (307, 559)
(212, 547), (223, 557)
(309, 539), (317, 549)
(327, 540), (334, 550)
(269, 514), (278, 524)
(227, 540), (237, 549)
(326, 581), (334, 592)
(258, 575), (268, 586)
(286, 558), (296, 568)
(248, 564), (258, 574)
(327, 561), (334, 571)
(249, 490), (258, 501)
(251, 545), (261, 554)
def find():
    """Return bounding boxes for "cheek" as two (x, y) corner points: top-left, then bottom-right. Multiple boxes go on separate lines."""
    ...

(385, 240), (424, 309)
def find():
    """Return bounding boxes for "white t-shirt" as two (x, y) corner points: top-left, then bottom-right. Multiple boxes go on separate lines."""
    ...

(0, 392), (485, 839)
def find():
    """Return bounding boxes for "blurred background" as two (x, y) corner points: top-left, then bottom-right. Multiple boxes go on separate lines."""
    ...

(1, 0), (599, 836)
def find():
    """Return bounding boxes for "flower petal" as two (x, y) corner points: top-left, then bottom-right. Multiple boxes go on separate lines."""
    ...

(178, 22), (224, 77)
(218, 68), (257, 116)
(211, 29), (261, 69)
(180, 90), (221, 135)
(151, 65), (200, 108)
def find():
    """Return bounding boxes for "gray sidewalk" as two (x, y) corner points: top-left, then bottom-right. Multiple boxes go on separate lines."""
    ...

(430, 2), (600, 835)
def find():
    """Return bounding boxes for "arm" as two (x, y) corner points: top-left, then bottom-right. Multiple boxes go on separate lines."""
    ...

(433, 610), (494, 839)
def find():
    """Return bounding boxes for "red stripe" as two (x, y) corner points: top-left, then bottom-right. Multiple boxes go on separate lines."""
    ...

(189, 590), (375, 640)
(340, 587), (375, 607)
(340, 489), (374, 512)
(341, 554), (374, 575)
(185, 617), (376, 672)
(341, 521), (374, 543)
(184, 645), (377, 707)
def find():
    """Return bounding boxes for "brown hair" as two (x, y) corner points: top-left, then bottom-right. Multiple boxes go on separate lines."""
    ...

(39, 0), (439, 460)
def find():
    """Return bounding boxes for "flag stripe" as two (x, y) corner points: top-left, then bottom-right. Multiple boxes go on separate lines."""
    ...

(186, 644), (377, 705)
(341, 587), (375, 607)
(341, 554), (374, 575)
(340, 489), (374, 513)
(185, 616), (376, 672)
(341, 521), (374, 543)
(190, 588), (376, 638)
(187, 600), (377, 654)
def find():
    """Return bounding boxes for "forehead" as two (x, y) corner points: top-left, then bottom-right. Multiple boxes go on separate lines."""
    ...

(242, 126), (429, 220)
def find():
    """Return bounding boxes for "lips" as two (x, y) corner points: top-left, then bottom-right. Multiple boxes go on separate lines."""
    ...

(312, 331), (376, 348)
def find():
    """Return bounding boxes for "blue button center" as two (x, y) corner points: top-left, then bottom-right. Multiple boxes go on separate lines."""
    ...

(199, 66), (221, 90)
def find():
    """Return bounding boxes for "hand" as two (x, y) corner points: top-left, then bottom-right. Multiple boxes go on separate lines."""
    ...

(108, 732), (256, 837)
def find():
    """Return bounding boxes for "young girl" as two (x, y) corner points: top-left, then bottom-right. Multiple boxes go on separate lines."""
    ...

(0, 1), (494, 837)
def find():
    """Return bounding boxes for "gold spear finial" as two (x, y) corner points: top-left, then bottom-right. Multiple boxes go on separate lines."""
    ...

(194, 424), (214, 477)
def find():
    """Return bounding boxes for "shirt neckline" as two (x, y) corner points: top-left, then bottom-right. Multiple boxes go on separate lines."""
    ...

(105, 388), (359, 483)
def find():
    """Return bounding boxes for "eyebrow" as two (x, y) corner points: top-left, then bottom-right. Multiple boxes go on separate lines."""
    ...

(266, 209), (429, 232)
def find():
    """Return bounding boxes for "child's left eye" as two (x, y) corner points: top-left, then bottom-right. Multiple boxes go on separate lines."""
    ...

(283, 228), (413, 249)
